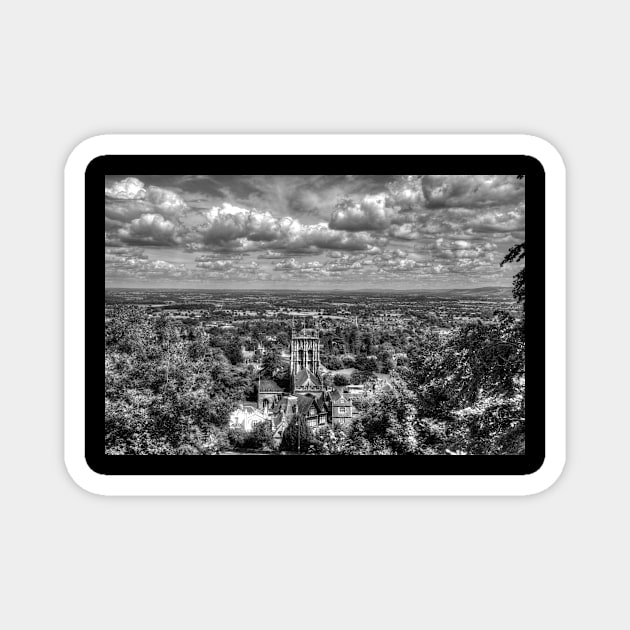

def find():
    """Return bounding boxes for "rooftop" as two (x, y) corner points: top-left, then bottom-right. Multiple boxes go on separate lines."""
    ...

(293, 368), (322, 390)
(258, 379), (284, 393)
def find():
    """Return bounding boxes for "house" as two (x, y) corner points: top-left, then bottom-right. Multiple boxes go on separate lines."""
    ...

(229, 404), (267, 432)
(328, 389), (353, 427)
(297, 393), (328, 429)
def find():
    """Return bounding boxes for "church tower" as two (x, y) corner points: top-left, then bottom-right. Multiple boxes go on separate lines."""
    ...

(290, 323), (322, 393)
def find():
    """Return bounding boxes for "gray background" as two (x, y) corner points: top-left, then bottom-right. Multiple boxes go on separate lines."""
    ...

(1, 1), (627, 628)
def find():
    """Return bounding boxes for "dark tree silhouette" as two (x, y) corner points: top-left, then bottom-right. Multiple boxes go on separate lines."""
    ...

(501, 242), (525, 307)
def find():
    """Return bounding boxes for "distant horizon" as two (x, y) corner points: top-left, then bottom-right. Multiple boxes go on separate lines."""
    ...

(105, 285), (512, 293)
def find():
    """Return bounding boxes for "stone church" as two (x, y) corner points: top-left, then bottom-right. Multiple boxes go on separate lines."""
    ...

(253, 322), (353, 445)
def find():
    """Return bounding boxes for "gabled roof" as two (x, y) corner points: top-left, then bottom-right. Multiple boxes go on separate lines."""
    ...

(329, 389), (350, 404)
(293, 368), (321, 389)
(313, 394), (327, 414)
(297, 395), (316, 417)
(295, 394), (327, 417)
(258, 379), (284, 393)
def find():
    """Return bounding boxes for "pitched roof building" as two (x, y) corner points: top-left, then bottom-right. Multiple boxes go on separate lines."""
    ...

(239, 321), (357, 446)
(328, 388), (353, 426)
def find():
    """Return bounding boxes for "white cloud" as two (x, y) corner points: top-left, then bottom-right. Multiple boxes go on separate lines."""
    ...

(329, 194), (393, 231)
(118, 213), (179, 245)
(144, 186), (188, 217)
(105, 178), (189, 239)
(422, 175), (524, 209)
(105, 177), (146, 200)
(190, 203), (385, 254)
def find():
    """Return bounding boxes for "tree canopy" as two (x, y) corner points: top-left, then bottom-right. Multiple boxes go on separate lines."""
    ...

(105, 307), (253, 454)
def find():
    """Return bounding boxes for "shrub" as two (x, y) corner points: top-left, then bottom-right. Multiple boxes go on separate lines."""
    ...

(333, 373), (349, 386)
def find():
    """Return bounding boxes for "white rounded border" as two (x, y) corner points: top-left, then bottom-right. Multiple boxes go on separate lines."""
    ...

(64, 134), (565, 496)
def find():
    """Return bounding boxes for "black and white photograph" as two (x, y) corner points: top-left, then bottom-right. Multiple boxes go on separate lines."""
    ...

(104, 172), (528, 458)
(9, 0), (629, 624)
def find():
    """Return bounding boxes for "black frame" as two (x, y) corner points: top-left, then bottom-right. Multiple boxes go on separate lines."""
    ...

(92, 154), (545, 476)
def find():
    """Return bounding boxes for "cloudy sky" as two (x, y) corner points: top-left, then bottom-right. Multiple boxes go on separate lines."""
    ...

(104, 174), (525, 290)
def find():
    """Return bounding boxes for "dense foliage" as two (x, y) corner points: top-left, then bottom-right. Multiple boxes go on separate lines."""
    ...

(227, 421), (274, 451)
(279, 418), (320, 453)
(105, 309), (254, 454)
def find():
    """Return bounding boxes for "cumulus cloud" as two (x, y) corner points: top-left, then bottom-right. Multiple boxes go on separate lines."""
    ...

(105, 178), (189, 246)
(327, 176), (525, 249)
(272, 254), (377, 279)
(178, 174), (394, 222)
(196, 259), (236, 271)
(422, 175), (524, 209)
(189, 203), (385, 255)
(329, 195), (393, 231)
(199, 205), (278, 244)
(105, 200), (152, 224)
(257, 250), (286, 259)
(195, 253), (244, 262)
(118, 214), (179, 246)
(274, 258), (322, 272)
(106, 250), (187, 281)
(284, 222), (383, 254)
(105, 246), (148, 263)
(372, 251), (418, 273)
(468, 208), (525, 233)
(323, 255), (366, 274)
(144, 186), (188, 216)
(105, 177), (146, 200)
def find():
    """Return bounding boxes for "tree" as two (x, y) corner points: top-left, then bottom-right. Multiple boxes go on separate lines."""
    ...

(279, 417), (319, 453)
(360, 331), (374, 355)
(447, 393), (525, 455)
(248, 420), (274, 450)
(105, 305), (154, 356)
(355, 355), (377, 373)
(333, 373), (349, 387)
(323, 355), (343, 370)
(347, 327), (360, 354)
(335, 377), (444, 455)
(318, 426), (352, 454)
(321, 372), (334, 390)
(501, 242), (526, 308)
(401, 312), (525, 454)
(350, 370), (371, 385)
(223, 337), (243, 365)
(260, 348), (283, 378)
(105, 308), (253, 455)
(376, 344), (394, 373)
